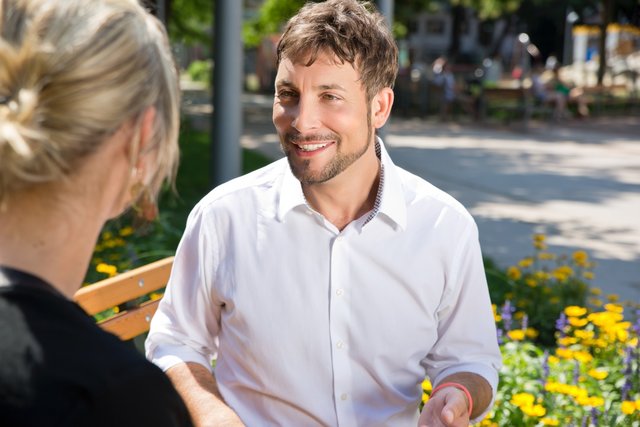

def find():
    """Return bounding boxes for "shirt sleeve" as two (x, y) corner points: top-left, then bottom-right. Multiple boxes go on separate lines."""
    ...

(422, 218), (502, 423)
(146, 202), (221, 372)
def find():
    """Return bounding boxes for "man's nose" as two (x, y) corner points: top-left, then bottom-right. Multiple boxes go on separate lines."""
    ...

(291, 98), (319, 132)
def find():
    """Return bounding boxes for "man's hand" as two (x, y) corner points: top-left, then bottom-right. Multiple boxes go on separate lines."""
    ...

(418, 386), (470, 427)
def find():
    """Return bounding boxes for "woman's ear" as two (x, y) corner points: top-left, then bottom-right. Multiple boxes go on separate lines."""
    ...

(372, 87), (394, 129)
(131, 107), (157, 172)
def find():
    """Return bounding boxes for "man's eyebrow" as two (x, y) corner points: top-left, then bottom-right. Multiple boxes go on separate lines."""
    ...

(275, 79), (295, 88)
(275, 80), (347, 92)
(317, 83), (347, 91)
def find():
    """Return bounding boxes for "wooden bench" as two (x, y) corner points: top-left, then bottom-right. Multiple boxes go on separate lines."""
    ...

(479, 86), (529, 128)
(577, 84), (632, 115)
(479, 86), (555, 129)
(74, 256), (173, 341)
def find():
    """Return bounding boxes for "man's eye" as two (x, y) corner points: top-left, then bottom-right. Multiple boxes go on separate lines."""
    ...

(323, 94), (340, 101)
(277, 91), (297, 99)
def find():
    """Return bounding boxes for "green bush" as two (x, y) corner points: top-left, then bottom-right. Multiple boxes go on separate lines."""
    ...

(186, 59), (213, 86)
(485, 234), (594, 347)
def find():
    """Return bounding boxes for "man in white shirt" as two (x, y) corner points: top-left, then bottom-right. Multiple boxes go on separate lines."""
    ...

(146, 1), (502, 426)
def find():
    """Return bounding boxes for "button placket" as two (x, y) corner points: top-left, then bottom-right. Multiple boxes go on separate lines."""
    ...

(328, 233), (355, 424)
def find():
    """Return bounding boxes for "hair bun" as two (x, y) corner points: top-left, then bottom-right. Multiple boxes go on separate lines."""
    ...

(0, 88), (39, 159)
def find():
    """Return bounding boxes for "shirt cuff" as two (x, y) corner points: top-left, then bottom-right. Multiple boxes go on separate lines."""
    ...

(148, 343), (214, 374)
(433, 362), (499, 424)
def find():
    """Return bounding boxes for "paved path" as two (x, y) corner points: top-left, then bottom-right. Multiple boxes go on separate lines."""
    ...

(232, 94), (640, 305)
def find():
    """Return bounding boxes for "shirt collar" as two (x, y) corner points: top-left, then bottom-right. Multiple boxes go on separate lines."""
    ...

(276, 136), (407, 231)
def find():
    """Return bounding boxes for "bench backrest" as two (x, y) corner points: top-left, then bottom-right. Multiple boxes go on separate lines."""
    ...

(74, 256), (173, 340)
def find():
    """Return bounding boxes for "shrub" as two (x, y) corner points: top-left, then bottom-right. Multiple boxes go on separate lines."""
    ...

(486, 234), (596, 347)
(421, 303), (640, 426)
(186, 59), (213, 87)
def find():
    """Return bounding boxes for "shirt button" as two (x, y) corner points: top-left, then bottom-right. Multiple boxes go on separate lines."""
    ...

(336, 288), (344, 296)
(336, 341), (344, 349)
(341, 393), (348, 401)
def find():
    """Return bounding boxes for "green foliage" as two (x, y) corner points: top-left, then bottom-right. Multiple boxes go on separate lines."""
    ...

(485, 233), (594, 347)
(243, 0), (308, 47)
(186, 59), (213, 86)
(168, 0), (213, 45)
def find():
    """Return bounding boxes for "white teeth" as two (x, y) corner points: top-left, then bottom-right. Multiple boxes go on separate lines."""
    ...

(298, 143), (328, 151)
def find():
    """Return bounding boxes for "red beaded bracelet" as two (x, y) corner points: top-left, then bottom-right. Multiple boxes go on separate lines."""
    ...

(430, 382), (474, 417)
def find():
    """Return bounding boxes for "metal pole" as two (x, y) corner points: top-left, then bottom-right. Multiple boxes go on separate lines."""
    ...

(211, 1), (242, 188)
(376, 0), (394, 28)
(156, 0), (166, 25)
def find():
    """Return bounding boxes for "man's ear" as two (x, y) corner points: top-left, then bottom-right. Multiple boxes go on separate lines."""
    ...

(372, 87), (394, 129)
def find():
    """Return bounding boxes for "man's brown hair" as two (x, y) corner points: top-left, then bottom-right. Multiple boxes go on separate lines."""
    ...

(276, 0), (398, 101)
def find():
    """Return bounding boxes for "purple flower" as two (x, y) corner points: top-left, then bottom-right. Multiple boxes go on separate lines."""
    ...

(539, 350), (550, 387)
(501, 300), (515, 331)
(556, 312), (568, 341)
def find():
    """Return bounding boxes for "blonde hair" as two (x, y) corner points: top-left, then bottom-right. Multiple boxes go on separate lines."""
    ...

(0, 0), (180, 205)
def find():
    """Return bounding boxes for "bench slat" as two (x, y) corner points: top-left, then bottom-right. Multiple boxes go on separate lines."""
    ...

(97, 299), (161, 341)
(75, 257), (173, 315)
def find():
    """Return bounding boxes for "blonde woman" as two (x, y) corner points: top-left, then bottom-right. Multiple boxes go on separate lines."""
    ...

(0, 0), (192, 425)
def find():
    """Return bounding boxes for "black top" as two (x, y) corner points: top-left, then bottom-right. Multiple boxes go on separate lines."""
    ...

(0, 266), (193, 427)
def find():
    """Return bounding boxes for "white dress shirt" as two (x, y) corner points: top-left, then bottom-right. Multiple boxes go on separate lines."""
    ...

(146, 139), (502, 426)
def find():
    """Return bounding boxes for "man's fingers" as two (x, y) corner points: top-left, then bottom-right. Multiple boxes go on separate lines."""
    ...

(440, 392), (468, 426)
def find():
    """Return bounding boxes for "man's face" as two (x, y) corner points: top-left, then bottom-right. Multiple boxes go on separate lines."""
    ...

(272, 51), (374, 185)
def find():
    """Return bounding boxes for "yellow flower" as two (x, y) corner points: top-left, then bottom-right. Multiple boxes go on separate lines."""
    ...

(606, 294), (619, 302)
(587, 368), (608, 380)
(525, 278), (537, 287)
(511, 393), (535, 407)
(119, 226), (134, 236)
(621, 401), (637, 415)
(568, 317), (588, 327)
(534, 241), (548, 250)
(507, 329), (525, 341)
(589, 298), (603, 307)
(521, 404), (546, 417)
(492, 304), (502, 322)
(525, 328), (539, 339)
(604, 303), (624, 314)
(565, 306), (587, 317)
(538, 252), (555, 260)
(557, 337), (577, 346)
(547, 355), (560, 365)
(149, 292), (163, 301)
(573, 351), (593, 363)
(533, 233), (546, 242)
(572, 250), (589, 266)
(583, 271), (594, 280)
(422, 392), (429, 403)
(574, 330), (595, 340)
(518, 257), (534, 268)
(541, 417), (560, 426)
(101, 231), (113, 240)
(422, 379), (432, 392)
(507, 266), (522, 281)
(112, 305), (120, 314)
(96, 262), (118, 278)
(552, 266), (573, 282)
(590, 287), (602, 295)
(556, 348), (573, 359)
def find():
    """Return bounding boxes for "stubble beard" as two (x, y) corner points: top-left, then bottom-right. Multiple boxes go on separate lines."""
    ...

(281, 110), (374, 185)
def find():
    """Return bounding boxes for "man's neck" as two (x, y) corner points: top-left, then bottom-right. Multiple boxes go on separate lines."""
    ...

(302, 152), (381, 231)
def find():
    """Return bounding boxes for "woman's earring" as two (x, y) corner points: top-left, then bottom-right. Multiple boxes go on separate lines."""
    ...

(130, 179), (158, 223)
